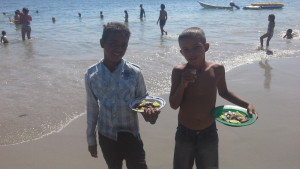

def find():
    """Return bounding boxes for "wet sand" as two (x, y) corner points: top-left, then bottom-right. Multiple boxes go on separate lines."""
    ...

(1, 57), (300, 169)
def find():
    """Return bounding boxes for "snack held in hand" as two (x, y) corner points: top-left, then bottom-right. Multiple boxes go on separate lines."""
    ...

(134, 100), (161, 112)
(219, 111), (250, 124)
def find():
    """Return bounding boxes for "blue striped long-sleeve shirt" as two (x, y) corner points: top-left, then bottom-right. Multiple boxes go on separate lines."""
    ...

(85, 59), (147, 145)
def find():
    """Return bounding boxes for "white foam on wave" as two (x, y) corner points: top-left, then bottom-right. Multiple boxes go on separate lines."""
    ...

(224, 49), (300, 72)
(1, 112), (86, 146)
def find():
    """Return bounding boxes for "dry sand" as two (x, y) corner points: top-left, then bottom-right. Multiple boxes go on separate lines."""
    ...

(1, 57), (300, 169)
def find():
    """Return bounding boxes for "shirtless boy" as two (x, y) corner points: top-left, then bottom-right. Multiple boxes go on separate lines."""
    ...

(260, 14), (275, 49)
(157, 4), (167, 35)
(169, 27), (257, 169)
(283, 29), (293, 39)
(1, 31), (9, 43)
(140, 4), (145, 19)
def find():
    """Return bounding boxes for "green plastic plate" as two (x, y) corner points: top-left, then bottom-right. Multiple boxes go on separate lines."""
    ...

(212, 105), (257, 127)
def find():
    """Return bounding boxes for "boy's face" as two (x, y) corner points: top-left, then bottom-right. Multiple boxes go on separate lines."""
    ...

(179, 37), (209, 66)
(101, 32), (129, 63)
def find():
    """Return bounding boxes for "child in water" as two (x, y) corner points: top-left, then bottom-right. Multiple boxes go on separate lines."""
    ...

(13, 10), (21, 24)
(1, 31), (9, 43)
(260, 14), (275, 50)
(283, 29), (293, 39)
(52, 17), (56, 23)
(124, 10), (128, 22)
(140, 4), (145, 19)
(100, 11), (104, 19)
(157, 4), (167, 35)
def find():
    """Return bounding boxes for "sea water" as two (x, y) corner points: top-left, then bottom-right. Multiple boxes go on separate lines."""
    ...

(0, 0), (299, 145)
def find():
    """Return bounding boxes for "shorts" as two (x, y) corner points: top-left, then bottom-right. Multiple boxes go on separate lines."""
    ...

(22, 24), (31, 32)
(160, 19), (166, 26)
(173, 123), (219, 169)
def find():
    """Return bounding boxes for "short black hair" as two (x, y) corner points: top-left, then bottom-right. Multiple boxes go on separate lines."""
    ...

(2, 31), (6, 35)
(269, 14), (275, 22)
(161, 4), (165, 10)
(22, 8), (29, 14)
(101, 22), (130, 43)
(287, 29), (293, 33)
(178, 27), (206, 44)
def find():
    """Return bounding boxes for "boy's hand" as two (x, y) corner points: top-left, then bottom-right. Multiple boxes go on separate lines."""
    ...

(181, 69), (197, 88)
(247, 104), (258, 119)
(88, 145), (98, 158)
(141, 108), (161, 124)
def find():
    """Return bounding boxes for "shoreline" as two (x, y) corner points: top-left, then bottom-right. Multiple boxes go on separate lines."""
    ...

(1, 57), (300, 169)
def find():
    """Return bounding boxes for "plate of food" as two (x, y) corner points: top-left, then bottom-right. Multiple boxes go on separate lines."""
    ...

(129, 96), (166, 113)
(212, 105), (257, 127)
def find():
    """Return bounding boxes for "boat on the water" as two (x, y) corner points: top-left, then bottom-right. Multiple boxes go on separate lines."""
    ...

(198, 1), (234, 9)
(243, 5), (261, 10)
(243, 3), (284, 9)
(251, 3), (284, 7)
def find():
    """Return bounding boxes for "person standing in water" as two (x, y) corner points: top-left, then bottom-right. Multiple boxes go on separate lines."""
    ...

(260, 14), (275, 50)
(140, 4), (145, 19)
(124, 10), (128, 22)
(20, 8), (32, 40)
(13, 10), (21, 24)
(52, 17), (56, 23)
(100, 11), (104, 19)
(157, 4), (167, 35)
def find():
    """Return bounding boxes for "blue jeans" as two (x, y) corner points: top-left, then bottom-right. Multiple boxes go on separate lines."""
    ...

(173, 123), (219, 169)
(98, 132), (148, 169)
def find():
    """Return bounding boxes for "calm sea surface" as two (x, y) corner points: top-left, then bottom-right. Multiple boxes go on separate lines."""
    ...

(0, 0), (299, 145)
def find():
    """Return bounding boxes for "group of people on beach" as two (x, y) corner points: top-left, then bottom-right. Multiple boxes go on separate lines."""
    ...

(85, 22), (258, 169)
(2, 4), (296, 46)
(1, 7), (32, 43)
(77, 4), (167, 35)
(122, 4), (167, 35)
(1, 3), (167, 44)
(1, 3), (297, 169)
(123, 4), (167, 35)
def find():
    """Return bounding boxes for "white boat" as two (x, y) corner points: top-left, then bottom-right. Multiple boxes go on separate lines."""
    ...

(198, 1), (234, 9)
(243, 5), (261, 10)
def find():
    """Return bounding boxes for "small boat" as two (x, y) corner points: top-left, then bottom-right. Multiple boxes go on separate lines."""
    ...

(243, 5), (261, 10)
(260, 5), (283, 9)
(198, 1), (234, 9)
(243, 2), (284, 9)
(251, 3), (284, 7)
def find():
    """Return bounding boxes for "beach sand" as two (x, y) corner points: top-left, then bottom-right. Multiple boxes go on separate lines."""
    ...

(1, 57), (300, 169)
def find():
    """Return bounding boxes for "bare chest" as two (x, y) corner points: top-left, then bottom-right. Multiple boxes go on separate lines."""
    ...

(186, 73), (217, 96)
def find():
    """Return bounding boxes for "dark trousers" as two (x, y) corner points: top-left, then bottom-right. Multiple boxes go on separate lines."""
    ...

(98, 132), (148, 169)
(173, 123), (219, 169)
